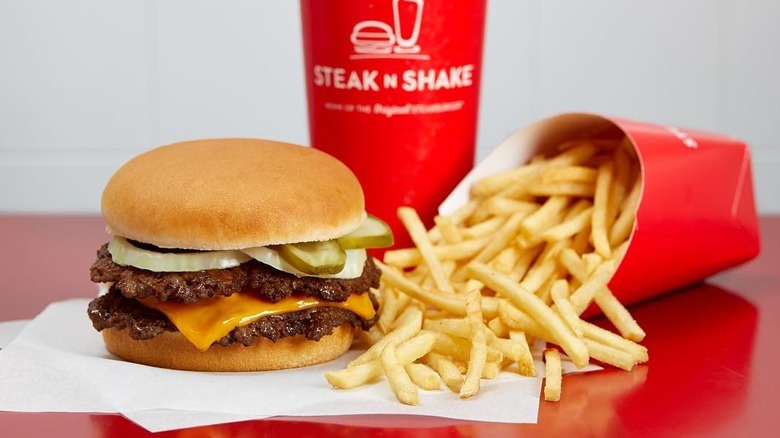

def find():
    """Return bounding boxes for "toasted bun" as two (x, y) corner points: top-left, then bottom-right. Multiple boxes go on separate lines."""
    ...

(101, 324), (354, 372)
(101, 138), (366, 250)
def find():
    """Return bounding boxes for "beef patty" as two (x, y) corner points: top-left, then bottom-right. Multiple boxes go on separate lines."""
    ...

(88, 243), (381, 348)
(90, 243), (381, 304)
(88, 288), (378, 347)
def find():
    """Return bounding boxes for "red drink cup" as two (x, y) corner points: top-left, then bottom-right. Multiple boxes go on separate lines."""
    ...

(300, 0), (487, 249)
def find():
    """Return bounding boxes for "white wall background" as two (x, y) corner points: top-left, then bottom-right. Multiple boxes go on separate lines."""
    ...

(1, 1), (778, 213)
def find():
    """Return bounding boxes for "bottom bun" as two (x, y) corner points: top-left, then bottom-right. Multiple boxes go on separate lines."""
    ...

(101, 325), (354, 372)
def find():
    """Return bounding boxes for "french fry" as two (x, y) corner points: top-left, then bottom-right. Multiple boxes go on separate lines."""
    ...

(468, 262), (589, 368)
(612, 241), (630, 266)
(377, 288), (401, 333)
(398, 207), (455, 294)
(330, 133), (648, 405)
(591, 161), (614, 258)
(550, 279), (583, 337)
(470, 211), (529, 265)
(326, 330), (439, 389)
(610, 172), (642, 246)
(432, 333), (502, 364)
(569, 260), (617, 315)
(484, 197), (540, 217)
(580, 320), (648, 363)
(558, 248), (589, 283)
(395, 330), (441, 361)
(520, 196), (569, 240)
(485, 329), (524, 362)
(528, 181), (595, 198)
(462, 215), (507, 239)
(383, 236), (490, 268)
(594, 288), (646, 342)
(481, 360), (502, 379)
(582, 252), (604, 276)
(534, 271), (560, 306)
(564, 198), (595, 221)
(447, 198), (479, 226)
(518, 256), (558, 296)
(508, 244), (545, 282)
(461, 326), (486, 398)
(423, 352), (464, 393)
(423, 318), (469, 337)
(608, 146), (632, 224)
(543, 348), (562, 402)
(539, 165), (599, 185)
(571, 224), (592, 255)
(583, 338), (636, 371)
(509, 331), (536, 376)
(325, 361), (382, 390)
(487, 316), (510, 338)
(498, 299), (548, 339)
(547, 141), (600, 167)
(460, 290), (487, 398)
(539, 238), (571, 263)
(481, 295), (500, 320)
(355, 325), (384, 348)
(349, 306), (423, 367)
(431, 215), (459, 243)
(538, 205), (593, 243)
(470, 162), (543, 198)
(490, 245), (522, 275)
(405, 363), (441, 390)
(377, 261), (466, 316)
(380, 344), (419, 405)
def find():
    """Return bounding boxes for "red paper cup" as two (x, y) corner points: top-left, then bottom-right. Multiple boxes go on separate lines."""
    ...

(441, 113), (761, 308)
(300, 0), (487, 249)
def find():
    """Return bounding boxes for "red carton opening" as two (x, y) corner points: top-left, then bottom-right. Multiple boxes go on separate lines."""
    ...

(441, 112), (761, 309)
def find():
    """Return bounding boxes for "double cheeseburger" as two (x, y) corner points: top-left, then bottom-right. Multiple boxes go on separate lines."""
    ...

(87, 138), (392, 371)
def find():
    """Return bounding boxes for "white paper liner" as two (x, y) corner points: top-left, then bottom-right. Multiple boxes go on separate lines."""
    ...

(0, 299), (600, 432)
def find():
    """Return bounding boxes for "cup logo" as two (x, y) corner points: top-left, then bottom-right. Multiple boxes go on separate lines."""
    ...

(350, 0), (430, 60)
(311, 0), (480, 94)
(666, 126), (699, 149)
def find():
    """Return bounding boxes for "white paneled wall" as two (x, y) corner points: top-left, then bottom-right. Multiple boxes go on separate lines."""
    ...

(1, 1), (779, 213)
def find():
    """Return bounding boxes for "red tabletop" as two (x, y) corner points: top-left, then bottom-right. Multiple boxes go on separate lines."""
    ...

(1, 215), (778, 437)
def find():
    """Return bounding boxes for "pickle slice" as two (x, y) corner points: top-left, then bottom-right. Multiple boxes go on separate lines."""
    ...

(338, 215), (394, 249)
(275, 240), (347, 275)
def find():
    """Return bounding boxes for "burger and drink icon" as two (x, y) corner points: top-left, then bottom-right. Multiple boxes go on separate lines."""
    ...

(350, 0), (431, 60)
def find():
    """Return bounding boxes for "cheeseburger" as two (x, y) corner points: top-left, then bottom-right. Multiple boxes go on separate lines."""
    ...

(87, 138), (392, 371)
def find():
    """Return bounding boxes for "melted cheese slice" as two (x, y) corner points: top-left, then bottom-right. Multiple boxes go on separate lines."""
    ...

(141, 292), (376, 351)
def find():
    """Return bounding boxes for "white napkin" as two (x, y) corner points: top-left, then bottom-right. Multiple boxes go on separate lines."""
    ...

(0, 319), (28, 349)
(0, 299), (600, 431)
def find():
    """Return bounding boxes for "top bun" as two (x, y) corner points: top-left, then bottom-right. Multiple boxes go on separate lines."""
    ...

(101, 138), (366, 250)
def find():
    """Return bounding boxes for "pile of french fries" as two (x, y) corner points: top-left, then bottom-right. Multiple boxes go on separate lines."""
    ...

(326, 136), (648, 404)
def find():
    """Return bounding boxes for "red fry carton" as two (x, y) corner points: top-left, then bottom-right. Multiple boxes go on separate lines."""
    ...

(440, 112), (761, 308)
